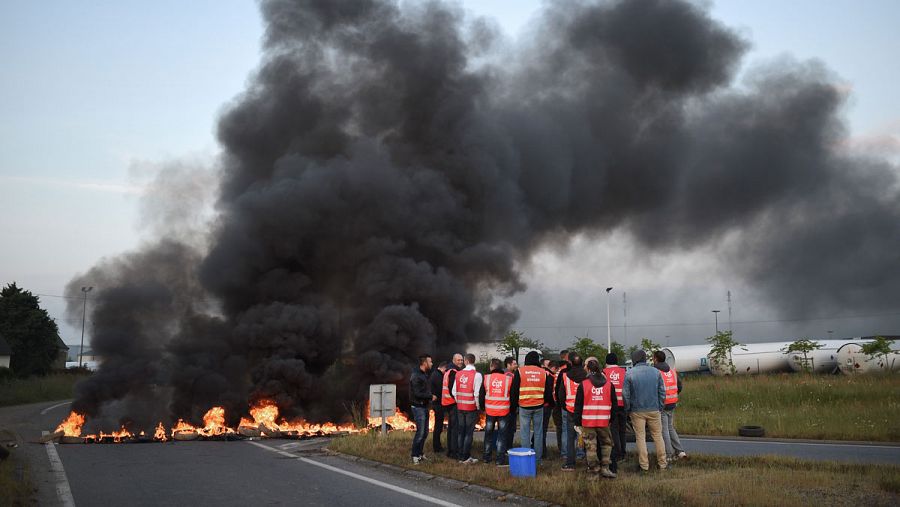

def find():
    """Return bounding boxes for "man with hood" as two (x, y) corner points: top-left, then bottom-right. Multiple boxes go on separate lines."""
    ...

(623, 349), (667, 472)
(573, 358), (617, 478)
(652, 350), (687, 461)
(510, 350), (554, 465)
(482, 358), (511, 466)
(557, 353), (587, 471)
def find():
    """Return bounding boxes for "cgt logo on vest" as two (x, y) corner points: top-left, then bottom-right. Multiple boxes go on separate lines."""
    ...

(459, 375), (469, 385)
(608, 371), (620, 382)
(591, 387), (604, 396)
(663, 372), (673, 380)
(491, 379), (503, 389)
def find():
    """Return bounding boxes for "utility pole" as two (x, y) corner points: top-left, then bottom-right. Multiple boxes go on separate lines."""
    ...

(79, 286), (93, 367)
(712, 310), (721, 334)
(727, 290), (733, 334)
(623, 292), (627, 348)
(605, 287), (613, 352)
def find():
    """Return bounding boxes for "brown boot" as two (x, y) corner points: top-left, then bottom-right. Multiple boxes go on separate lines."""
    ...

(600, 466), (617, 479)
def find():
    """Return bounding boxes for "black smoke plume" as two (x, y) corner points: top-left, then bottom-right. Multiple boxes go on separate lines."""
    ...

(66, 0), (899, 430)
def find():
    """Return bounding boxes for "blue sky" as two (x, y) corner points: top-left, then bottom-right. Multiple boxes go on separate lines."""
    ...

(1, 1), (898, 346)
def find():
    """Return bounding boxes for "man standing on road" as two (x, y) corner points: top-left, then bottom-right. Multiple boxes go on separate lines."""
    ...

(410, 354), (433, 465)
(441, 353), (464, 459)
(430, 361), (449, 454)
(623, 350), (667, 472)
(558, 353), (586, 471)
(511, 351), (554, 465)
(574, 359), (617, 479)
(482, 358), (511, 466)
(652, 350), (687, 462)
(503, 356), (518, 452)
(452, 353), (482, 464)
(604, 353), (627, 472)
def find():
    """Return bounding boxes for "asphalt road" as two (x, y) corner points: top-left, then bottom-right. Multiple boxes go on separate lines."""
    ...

(3, 401), (899, 507)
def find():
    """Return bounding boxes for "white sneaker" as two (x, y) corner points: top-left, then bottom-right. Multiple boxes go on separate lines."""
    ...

(412, 456), (422, 465)
(677, 451), (687, 459)
(463, 457), (479, 464)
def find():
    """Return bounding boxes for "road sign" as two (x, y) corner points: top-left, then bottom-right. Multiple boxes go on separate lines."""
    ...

(368, 384), (396, 436)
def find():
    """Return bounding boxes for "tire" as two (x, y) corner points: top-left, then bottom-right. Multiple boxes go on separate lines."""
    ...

(738, 425), (765, 437)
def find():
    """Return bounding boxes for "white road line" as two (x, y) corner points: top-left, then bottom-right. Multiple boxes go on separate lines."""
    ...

(41, 431), (76, 507)
(40, 401), (73, 415)
(246, 441), (461, 507)
(682, 437), (900, 450)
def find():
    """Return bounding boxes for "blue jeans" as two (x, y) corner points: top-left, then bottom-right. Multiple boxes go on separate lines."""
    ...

(456, 410), (478, 460)
(411, 406), (429, 457)
(560, 410), (571, 460)
(482, 414), (508, 464)
(519, 406), (544, 463)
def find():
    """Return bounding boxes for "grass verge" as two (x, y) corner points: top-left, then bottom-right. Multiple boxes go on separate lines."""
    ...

(0, 452), (32, 506)
(0, 372), (89, 407)
(677, 373), (900, 441)
(329, 431), (900, 506)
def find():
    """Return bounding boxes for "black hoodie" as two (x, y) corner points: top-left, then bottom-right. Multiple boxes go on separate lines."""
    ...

(555, 364), (587, 413)
(573, 371), (618, 426)
(653, 361), (683, 410)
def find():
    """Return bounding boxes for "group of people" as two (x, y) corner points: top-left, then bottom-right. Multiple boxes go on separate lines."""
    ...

(408, 347), (687, 477)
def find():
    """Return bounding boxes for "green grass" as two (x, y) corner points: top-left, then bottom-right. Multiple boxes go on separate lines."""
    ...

(0, 372), (88, 407)
(0, 451), (32, 507)
(676, 373), (900, 441)
(329, 431), (900, 507)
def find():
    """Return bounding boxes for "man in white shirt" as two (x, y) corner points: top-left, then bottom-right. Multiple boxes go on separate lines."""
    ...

(451, 353), (483, 463)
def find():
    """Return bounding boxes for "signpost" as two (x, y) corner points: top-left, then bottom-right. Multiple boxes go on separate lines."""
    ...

(368, 384), (396, 436)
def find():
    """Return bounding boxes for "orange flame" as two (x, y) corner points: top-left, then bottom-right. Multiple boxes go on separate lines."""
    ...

(55, 411), (85, 437)
(154, 422), (168, 442)
(171, 418), (197, 437)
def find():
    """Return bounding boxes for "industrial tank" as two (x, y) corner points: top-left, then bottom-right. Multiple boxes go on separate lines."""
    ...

(836, 342), (900, 374)
(785, 340), (867, 373)
(708, 342), (794, 376)
(662, 345), (713, 373)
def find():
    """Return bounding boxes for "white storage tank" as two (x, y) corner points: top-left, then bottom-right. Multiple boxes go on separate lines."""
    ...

(708, 342), (794, 376)
(662, 345), (713, 373)
(836, 342), (900, 374)
(786, 340), (869, 373)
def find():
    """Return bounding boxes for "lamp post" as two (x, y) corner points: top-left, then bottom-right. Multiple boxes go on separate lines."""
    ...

(606, 287), (613, 351)
(712, 310), (721, 334)
(79, 286), (93, 367)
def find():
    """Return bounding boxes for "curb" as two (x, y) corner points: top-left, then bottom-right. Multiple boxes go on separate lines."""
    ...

(679, 435), (900, 447)
(326, 449), (553, 506)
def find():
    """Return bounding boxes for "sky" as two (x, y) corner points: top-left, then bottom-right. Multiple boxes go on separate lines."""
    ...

(1, 0), (898, 350)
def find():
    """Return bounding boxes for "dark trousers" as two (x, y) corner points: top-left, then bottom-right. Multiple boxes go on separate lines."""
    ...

(609, 408), (627, 472)
(411, 406), (429, 457)
(552, 405), (563, 454)
(565, 409), (578, 467)
(482, 414), (508, 464)
(540, 405), (552, 454)
(432, 404), (445, 452)
(445, 404), (458, 458)
(456, 409), (478, 460)
(503, 407), (517, 451)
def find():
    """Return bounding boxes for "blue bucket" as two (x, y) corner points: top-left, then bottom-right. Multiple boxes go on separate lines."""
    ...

(508, 447), (536, 477)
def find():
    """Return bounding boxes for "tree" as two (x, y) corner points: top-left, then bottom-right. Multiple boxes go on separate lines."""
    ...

(0, 283), (61, 377)
(706, 330), (744, 375)
(496, 331), (544, 362)
(569, 336), (607, 364)
(781, 338), (823, 373)
(640, 337), (662, 354)
(860, 336), (897, 368)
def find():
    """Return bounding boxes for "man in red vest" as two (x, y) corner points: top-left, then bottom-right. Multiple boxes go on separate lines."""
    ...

(502, 356), (518, 454)
(511, 351), (554, 465)
(603, 353), (627, 472)
(452, 353), (483, 464)
(574, 359), (617, 479)
(557, 353), (586, 471)
(653, 350), (686, 462)
(482, 358), (511, 466)
(440, 353), (464, 459)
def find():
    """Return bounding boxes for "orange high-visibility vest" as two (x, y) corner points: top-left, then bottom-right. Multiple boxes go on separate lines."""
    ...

(561, 372), (578, 413)
(661, 369), (679, 405)
(580, 379), (612, 428)
(484, 373), (511, 416)
(518, 366), (547, 408)
(603, 366), (626, 408)
(441, 369), (456, 406)
(455, 370), (477, 412)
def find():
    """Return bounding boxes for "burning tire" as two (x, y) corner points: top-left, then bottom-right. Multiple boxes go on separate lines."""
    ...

(60, 436), (84, 444)
(173, 431), (199, 441)
(239, 426), (261, 437)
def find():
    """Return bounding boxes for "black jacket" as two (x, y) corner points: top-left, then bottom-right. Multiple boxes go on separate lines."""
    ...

(555, 365), (587, 413)
(510, 352), (555, 408)
(573, 372), (618, 426)
(410, 367), (432, 406)
(429, 368), (445, 399)
(653, 361), (682, 410)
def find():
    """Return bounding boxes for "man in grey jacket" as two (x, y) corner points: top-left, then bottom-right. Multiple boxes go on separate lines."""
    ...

(622, 350), (667, 472)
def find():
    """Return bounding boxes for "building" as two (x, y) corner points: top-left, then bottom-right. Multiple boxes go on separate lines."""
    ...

(0, 333), (11, 369)
(462, 341), (543, 366)
(53, 335), (69, 370)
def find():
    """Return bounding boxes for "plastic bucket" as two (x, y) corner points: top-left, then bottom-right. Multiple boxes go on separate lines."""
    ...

(508, 447), (536, 477)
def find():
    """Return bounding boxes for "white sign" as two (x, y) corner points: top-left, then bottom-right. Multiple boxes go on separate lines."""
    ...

(368, 384), (397, 418)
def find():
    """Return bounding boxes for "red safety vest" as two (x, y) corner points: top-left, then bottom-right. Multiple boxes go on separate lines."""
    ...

(484, 373), (511, 416)
(580, 379), (612, 428)
(661, 368), (679, 405)
(454, 370), (477, 412)
(603, 366), (626, 408)
(550, 370), (560, 403)
(561, 372), (578, 413)
(441, 369), (456, 406)
(518, 366), (547, 408)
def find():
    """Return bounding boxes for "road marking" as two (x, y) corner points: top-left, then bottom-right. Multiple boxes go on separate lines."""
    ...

(246, 441), (461, 507)
(40, 401), (72, 415)
(41, 431), (76, 507)
(682, 437), (900, 450)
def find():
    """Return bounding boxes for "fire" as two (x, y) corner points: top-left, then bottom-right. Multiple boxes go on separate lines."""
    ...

(198, 406), (234, 437)
(154, 422), (168, 442)
(171, 418), (197, 437)
(55, 411), (85, 437)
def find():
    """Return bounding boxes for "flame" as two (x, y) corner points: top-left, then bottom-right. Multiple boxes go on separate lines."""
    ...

(198, 406), (235, 437)
(55, 411), (85, 437)
(154, 422), (168, 441)
(171, 418), (197, 437)
(247, 399), (358, 437)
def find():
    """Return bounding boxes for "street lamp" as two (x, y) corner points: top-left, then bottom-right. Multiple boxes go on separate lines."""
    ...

(606, 287), (613, 351)
(79, 286), (93, 367)
(712, 310), (721, 334)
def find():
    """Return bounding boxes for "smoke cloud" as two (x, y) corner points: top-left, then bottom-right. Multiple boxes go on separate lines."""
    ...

(67, 0), (899, 430)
